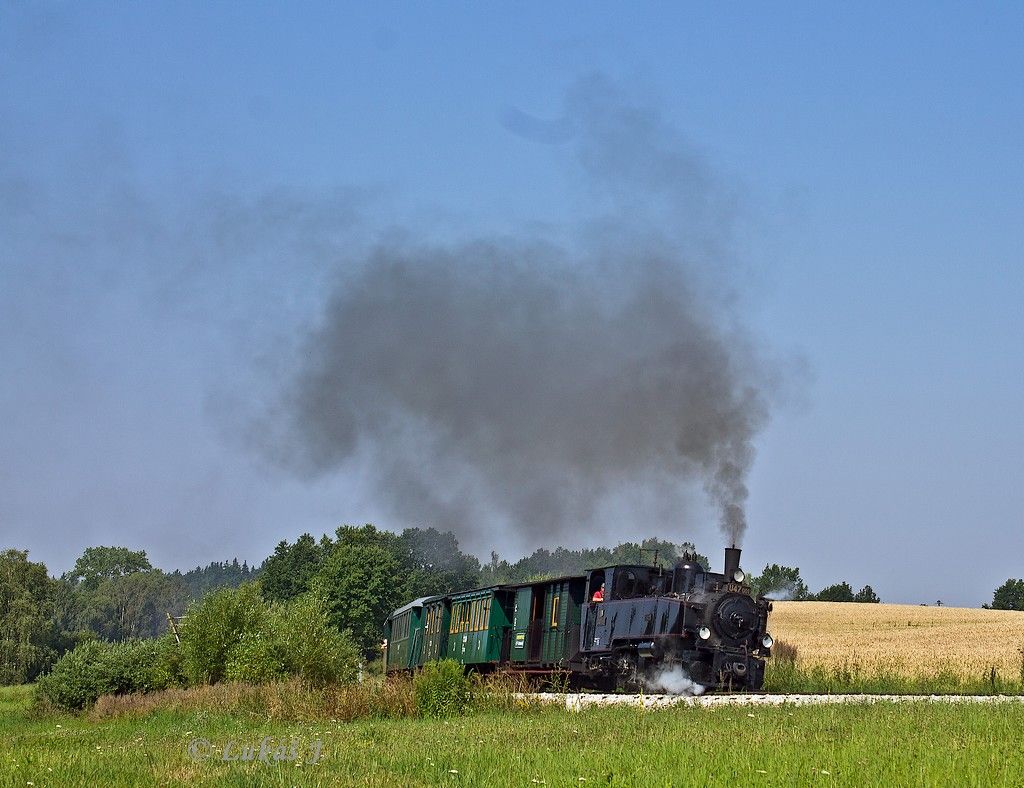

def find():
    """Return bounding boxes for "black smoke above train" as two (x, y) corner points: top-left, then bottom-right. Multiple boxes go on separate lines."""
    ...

(385, 546), (773, 692)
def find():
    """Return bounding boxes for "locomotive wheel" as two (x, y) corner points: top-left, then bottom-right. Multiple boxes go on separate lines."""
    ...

(614, 653), (643, 693)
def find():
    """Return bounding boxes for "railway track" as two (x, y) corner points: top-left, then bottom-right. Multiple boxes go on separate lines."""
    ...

(527, 692), (1024, 710)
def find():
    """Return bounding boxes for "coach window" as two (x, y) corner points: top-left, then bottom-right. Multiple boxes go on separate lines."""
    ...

(550, 595), (560, 628)
(483, 598), (491, 630)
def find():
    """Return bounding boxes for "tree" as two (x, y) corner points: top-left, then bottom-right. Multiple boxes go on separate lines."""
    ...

(396, 527), (481, 601)
(815, 581), (855, 602)
(990, 579), (1024, 611)
(751, 564), (811, 600)
(0, 549), (57, 683)
(853, 584), (880, 603)
(78, 570), (189, 640)
(178, 559), (257, 600)
(310, 525), (403, 656)
(479, 538), (708, 585)
(179, 583), (268, 685)
(259, 534), (329, 603)
(66, 547), (151, 591)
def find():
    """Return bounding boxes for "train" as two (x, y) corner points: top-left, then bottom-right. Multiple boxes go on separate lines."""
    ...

(384, 545), (773, 692)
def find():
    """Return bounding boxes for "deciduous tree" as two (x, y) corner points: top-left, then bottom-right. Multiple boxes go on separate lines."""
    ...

(0, 549), (57, 683)
(65, 546), (151, 591)
(815, 581), (855, 602)
(310, 525), (403, 656)
(990, 578), (1024, 611)
(751, 564), (811, 600)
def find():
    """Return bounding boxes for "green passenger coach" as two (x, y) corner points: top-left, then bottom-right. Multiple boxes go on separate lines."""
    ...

(383, 597), (429, 671)
(446, 588), (511, 664)
(384, 576), (586, 677)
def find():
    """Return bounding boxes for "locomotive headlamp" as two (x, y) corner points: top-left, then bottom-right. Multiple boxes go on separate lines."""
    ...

(732, 569), (745, 583)
(761, 633), (774, 649)
(698, 626), (712, 640)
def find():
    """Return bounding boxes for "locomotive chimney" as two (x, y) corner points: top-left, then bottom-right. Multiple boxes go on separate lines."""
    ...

(724, 545), (741, 580)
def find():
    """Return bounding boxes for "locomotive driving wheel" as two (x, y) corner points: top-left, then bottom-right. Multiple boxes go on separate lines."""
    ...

(614, 652), (642, 693)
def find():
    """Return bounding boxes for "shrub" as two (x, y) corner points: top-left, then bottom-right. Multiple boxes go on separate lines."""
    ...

(151, 633), (187, 689)
(96, 639), (169, 695)
(41, 584), (363, 711)
(223, 624), (287, 684)
(279, 593), (359, 687)
(179, 583), (267, 685)
(179, 585), (360, 688)
(36, 641), (105, 711)
(36, 638), (170, 711)
(413, 660), (472, 718)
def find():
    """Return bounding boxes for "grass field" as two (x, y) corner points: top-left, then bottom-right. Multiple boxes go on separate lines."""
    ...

(4, 685), (1024, 786)
(769, 601), (1024, 683)
(7, 603), (1024, 784)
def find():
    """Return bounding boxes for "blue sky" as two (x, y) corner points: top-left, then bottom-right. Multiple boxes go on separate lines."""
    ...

(1, 3), (1021, 605)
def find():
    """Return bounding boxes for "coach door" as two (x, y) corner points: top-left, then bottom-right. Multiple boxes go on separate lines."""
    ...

(527, 585), (544, 661)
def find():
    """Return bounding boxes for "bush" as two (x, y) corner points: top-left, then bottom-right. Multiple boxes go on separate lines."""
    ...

(40, 585), (363, 711)
(179, 583), (267, 685)
(279, 593), (360, 687)
(36, 638), (173, 711)
(223, 624), (287, 684)
(180, 584), (360, 688)
(151, 633), (187, 689)
(413, 660), (473, 718)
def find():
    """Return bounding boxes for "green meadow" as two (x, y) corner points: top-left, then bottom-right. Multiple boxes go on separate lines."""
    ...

(2, 685), (1023, 787)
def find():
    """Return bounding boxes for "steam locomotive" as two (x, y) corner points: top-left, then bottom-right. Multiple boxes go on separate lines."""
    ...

(384, 545), (773, 692)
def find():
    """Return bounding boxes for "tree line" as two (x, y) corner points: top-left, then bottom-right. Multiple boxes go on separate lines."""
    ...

(0, 546), (254, 684)
(3, 528), (1021, 686)
(748, 564), (881, 603)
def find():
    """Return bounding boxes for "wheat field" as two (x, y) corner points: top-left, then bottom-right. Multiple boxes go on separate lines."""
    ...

(769, 601), (1024, 679)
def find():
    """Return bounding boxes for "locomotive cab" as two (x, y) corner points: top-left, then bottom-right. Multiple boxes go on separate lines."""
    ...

(587, 565), (667, 601)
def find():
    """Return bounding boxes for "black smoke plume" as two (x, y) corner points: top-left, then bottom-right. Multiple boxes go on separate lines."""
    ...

(272, 77), (776, 547)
